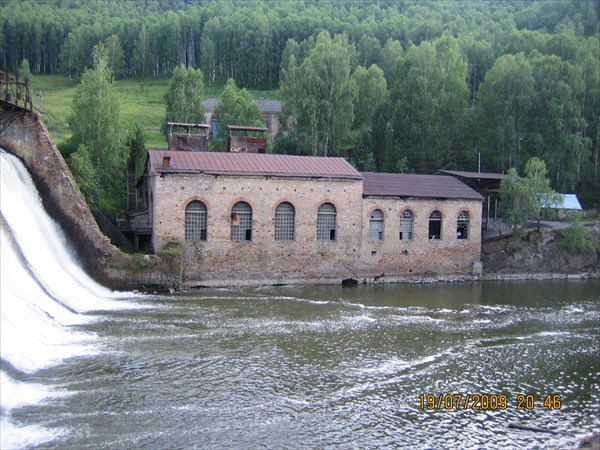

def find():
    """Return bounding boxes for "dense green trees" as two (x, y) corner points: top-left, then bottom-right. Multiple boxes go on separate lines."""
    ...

(499, 157), (560, 231)
(66, 44), (129, 210)
(1, 0), (599, 206)
(210, 78), (264, 150)
(279, 32), (357, 156)
(477, 53), (534, 173)
(390, 36), (470, 172)
(214, 79), (263, 131)
(163, 65), (205, 136)
(3, 1), (597, 86)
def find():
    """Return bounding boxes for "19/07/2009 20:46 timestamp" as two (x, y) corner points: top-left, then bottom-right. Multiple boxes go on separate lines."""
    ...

(418, 394), (562, 411)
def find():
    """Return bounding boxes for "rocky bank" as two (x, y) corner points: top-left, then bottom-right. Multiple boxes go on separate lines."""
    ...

(482, 223), (599, 279)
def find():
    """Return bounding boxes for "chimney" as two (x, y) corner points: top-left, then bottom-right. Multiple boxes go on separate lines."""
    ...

(163, 155), (171, 168)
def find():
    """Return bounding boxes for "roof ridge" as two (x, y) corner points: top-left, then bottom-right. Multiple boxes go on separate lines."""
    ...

(147, 150), (362, 179)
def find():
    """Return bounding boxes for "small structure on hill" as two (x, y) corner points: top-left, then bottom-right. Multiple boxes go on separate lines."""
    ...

(541, 193), (583, 219)
(167, 122), (209, 152)
(0, 71), (35, 135)
(227, 125), (269, 153)
(202, 97), (281, 138)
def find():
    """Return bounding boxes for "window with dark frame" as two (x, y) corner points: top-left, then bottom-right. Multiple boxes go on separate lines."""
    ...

(274, 202), (295, 241)
(369, 209), (384, 241)
(457, 211), (469, 239)
(428, 210), (442, 240)
(185, 200), (207, 241)
(317, 203), (337, 241)
(230, 201), (253, 241)
(399, 210), (413, 240)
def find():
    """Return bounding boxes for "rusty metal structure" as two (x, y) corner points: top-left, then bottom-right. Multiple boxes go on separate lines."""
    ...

(227, 125), (269, 153)
(167, 122), (210, 151)
(0, 71), (35, 135)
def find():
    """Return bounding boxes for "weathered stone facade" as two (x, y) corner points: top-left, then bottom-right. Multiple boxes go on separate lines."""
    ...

(149, 172), (364, 285)
(142, 151), (484, 286)
(359, 196), (482, 278)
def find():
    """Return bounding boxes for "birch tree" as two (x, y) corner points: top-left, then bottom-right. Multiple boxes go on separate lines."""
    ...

(279, 32), (357, 156)
(67, 43), (128, 206)
(163, 65), (205, 137)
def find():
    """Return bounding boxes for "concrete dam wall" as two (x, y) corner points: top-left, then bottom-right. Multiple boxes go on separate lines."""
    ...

(0, 110), (182, 291)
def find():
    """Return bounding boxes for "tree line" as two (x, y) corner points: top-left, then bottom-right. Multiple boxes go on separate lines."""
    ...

(2, 1), (597, 86)
(2, 0), (599, 207)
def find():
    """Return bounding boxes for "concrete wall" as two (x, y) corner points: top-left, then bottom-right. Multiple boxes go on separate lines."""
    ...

(0, 111), (183, 290)
(0, 112), (117, 276)
(148, 169), (483, 286)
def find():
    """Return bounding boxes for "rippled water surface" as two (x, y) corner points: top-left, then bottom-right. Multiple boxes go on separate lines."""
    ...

(12, 280), (600, 449)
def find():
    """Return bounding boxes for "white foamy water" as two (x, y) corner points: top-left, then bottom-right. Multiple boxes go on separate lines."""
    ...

(0, 150), (130, 312)
(0, 149), (135, 447)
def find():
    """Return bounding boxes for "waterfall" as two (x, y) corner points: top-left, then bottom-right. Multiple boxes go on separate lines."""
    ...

(0, 149), (134, 447)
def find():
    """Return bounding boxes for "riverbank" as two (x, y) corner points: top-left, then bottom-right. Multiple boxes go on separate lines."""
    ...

(481, 223), (599, 278)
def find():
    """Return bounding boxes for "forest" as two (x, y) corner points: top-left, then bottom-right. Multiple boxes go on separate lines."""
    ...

(1, 0), (599, 208)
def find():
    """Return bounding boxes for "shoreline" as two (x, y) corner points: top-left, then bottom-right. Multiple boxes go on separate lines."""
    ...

(172, 271), (599, 291)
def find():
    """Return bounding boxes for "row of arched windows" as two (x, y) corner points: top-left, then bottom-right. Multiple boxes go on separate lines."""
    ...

(368, 209), (470, 241)
(185, 201), (470, 243)
(185, 200), (338, 242)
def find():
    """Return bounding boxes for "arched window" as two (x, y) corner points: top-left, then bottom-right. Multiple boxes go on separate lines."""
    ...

(185, 201), (207, 241)
(399, 210), (413, 240)
(231, 201), (253, 241)
(428, 210), (442, 240)
(274, 202), (295, 241)
(369, 209), (384, 241)
(457, 211), (469, 240)
(317, 203), (336, 241)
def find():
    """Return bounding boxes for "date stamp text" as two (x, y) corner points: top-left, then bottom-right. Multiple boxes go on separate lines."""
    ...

(418, 394), (562, 411)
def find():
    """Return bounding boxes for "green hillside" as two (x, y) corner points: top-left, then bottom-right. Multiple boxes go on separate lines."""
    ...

(31, 74), (277, 150)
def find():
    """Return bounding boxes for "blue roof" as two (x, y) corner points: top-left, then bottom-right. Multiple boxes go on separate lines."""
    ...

(543, 194), (582, 210)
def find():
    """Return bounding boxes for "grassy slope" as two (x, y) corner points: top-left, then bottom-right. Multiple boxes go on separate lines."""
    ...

(31, 74), (278, 150)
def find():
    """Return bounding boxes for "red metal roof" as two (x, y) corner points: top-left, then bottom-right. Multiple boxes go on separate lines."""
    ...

(362, 172), (484, 200)
(148, 150), (363, 179)
(227, 125), (269, 132)
(439, 170), (506, 180)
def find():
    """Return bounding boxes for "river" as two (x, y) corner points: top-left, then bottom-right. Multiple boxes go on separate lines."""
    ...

(1, 149), (599, 449)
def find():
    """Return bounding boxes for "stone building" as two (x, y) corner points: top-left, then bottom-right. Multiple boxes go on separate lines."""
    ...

(137, 150), (483, 287)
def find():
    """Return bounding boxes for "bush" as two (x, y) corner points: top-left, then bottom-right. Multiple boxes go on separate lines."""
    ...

(558, 224), (596, 253)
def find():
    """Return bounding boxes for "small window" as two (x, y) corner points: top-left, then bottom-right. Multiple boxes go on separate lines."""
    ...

(429, 210), (442, 240)
(369, 209), (384, 241)
(275, 202), (295, 241)
(231, 201), (252, 241)
(399, 210), (413, 240)
(185, 201), (207, 241)
(457, 211), (469, 240)
(317, 203), (336, 241)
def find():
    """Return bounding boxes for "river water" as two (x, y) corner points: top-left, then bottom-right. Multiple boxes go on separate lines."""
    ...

(1, 150), (599, 449)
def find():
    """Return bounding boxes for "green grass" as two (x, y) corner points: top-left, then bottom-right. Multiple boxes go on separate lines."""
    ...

(114, 77), (170, 149)
(30, 74), (279, 151)
(30, 74), (79, 145)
